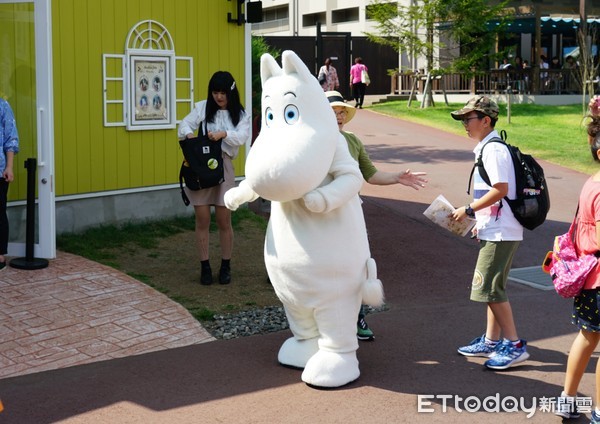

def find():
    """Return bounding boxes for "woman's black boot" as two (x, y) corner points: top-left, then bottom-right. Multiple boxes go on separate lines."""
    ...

(200, 261), (212, 285)
(219, 259), (231, 285)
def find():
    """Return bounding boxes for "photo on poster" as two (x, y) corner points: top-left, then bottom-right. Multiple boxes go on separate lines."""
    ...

(130, 55), (170, 127)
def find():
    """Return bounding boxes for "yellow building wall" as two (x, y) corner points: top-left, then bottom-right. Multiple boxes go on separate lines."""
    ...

(52, 0), (247, 196)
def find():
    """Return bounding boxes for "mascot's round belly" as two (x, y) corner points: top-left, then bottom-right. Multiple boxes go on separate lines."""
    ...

(265, 197), (370, 305)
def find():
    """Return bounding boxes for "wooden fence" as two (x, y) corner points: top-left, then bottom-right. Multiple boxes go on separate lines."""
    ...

(393, 68), (588, 96)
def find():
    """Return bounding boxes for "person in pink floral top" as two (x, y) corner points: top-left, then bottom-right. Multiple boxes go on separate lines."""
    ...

(317, 58), (339, 92)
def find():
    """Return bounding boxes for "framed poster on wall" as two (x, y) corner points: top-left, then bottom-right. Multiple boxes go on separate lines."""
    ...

(129, 55), (172, 129)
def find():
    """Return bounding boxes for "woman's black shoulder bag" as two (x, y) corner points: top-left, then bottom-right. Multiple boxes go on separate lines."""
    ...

(179, 120), (225, 205)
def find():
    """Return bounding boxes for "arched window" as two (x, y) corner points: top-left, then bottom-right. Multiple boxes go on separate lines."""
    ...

(103, 20), (193, 130)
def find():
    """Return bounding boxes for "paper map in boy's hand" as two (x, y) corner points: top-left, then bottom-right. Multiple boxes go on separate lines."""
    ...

(423, 194), (476, 237)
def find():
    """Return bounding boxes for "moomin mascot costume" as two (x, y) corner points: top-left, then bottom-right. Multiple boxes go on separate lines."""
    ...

(225, 50), (384, 388)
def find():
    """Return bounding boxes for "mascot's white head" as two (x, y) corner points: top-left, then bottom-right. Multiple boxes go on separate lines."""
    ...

(245, 50), (339, 202)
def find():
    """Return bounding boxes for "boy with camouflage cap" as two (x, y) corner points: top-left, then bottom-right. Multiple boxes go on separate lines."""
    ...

(450, 95), (529, 370)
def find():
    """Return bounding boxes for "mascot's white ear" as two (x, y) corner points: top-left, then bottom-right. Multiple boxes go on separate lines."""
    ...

(281, 50), (313, 83)
(261, 53), (282, 86)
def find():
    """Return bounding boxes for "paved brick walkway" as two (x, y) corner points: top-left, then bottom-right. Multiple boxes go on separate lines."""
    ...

(0, 251), (213, 379)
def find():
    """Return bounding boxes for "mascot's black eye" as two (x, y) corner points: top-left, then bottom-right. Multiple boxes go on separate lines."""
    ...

(284, 105), (299, 125)
(265, 107), (274, 127)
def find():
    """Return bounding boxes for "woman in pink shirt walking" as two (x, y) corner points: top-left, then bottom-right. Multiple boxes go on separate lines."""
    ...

(349, 57), (368, 109)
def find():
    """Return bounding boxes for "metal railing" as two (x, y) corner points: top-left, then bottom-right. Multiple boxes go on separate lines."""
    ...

(251, 18), (290, 34)
(393, 68), (585, 96)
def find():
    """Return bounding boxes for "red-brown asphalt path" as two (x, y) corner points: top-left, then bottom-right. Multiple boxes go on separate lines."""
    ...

(0, 108), (593, 423)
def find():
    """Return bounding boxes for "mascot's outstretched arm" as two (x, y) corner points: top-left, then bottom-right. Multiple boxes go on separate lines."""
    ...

(224, 180), (260, 211)
(303, 136), (363, 214)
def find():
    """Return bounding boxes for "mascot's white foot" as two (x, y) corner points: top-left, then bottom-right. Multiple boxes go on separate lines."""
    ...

(301, 350), (359, 388)
(278, 336), (319, 369)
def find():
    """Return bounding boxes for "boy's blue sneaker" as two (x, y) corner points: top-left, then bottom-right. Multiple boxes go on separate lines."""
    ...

(457, 334), (498, 357)
(592, 409), (600, 424)
(484, 339), (530, 370)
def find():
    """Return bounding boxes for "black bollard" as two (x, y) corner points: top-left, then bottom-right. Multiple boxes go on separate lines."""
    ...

(10, 158), (49, 270)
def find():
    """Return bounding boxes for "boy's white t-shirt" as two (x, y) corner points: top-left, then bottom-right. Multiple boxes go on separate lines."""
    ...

(472, 131), (523, 241)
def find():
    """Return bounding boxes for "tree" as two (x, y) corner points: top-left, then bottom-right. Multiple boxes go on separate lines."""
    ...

(436, 0), (513, 73)
(251, 36), (281, 115)
(574, 25), (600, 115)
(251, 36), (281, 141)
(365, 0), (513, 107)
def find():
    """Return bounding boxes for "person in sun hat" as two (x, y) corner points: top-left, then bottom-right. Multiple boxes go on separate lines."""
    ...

(325, 90), (428, 341)
(449, 95), (529, 371)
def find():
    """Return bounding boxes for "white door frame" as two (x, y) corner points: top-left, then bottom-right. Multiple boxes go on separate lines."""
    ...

(4, 0), (55, 259)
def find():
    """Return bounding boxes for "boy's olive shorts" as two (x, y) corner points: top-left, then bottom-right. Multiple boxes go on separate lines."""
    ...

(470, 240), (520, 303)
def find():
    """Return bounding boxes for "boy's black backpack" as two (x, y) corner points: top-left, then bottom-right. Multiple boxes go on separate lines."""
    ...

(467, 130), (550, 231)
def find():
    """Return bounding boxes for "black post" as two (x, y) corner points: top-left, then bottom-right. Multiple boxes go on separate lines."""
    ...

(9, 158), (48, 270)
(316, 22), (322, 77)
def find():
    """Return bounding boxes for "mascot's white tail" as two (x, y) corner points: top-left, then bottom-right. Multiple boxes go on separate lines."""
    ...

(362, 258), (385, 307)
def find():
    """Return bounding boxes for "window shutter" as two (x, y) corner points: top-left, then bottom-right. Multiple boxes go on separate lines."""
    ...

(102, 54), (126, 127)
(175, 56), (194, 123)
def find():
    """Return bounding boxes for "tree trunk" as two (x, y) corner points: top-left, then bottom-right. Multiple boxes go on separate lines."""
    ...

(422, 12), (435, 108)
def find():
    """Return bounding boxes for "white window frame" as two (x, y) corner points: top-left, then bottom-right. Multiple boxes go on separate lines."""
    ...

(102, 54), (126, 127)
(175, 56), (194, 123)
(101, 20), (193, 130)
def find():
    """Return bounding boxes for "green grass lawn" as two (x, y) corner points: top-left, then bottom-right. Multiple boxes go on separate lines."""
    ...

(370, 100), (596, 175)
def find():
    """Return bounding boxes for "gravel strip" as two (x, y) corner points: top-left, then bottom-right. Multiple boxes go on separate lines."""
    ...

(204, 306), (288, 340)
(203, 305), (388, 340)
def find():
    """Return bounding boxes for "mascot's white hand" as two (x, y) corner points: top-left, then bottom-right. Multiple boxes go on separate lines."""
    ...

(224, 188), (242, 211)
(224, 181), (260, 211)
(303, 190), (326, 213)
